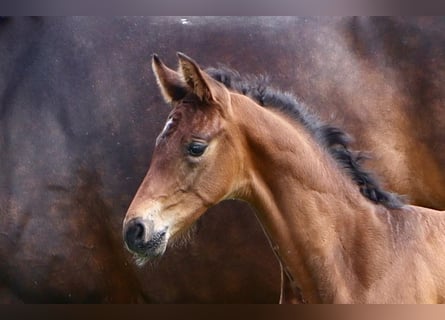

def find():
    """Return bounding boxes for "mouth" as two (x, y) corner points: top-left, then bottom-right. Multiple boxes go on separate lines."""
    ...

(129, 237), (168, 267)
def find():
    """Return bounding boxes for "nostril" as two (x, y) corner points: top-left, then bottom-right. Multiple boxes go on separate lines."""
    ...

(124, 219), (146, 251)
(133, 222), (145, 240)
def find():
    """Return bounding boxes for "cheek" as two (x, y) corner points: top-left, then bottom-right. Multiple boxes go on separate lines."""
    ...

(198, 151), (237, 198)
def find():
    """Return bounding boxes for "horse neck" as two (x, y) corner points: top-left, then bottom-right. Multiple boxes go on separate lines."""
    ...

(232, 96), (392, 303)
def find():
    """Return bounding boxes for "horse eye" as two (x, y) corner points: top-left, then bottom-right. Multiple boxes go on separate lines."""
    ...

(187, 142), (207, 157)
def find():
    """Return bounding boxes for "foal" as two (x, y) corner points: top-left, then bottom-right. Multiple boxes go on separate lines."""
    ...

(123, 53), (445, 303)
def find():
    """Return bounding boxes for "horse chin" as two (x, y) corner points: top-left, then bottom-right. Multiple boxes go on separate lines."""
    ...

(134, 255), (150, 267)
(132, 242), (168, 267)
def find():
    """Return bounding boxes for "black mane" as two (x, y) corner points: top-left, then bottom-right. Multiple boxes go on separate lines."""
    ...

(206, 66), (404, 209)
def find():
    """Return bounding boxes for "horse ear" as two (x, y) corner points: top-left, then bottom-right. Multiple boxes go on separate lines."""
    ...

(177, 52), (226, 103)
(152, 54), (189, 103)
